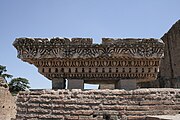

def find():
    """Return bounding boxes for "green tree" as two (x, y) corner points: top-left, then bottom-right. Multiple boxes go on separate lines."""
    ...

(0, 65), (13, 82)
(9, 77), (30, 94)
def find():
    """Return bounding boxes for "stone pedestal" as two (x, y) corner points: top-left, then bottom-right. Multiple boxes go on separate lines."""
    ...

(99, 84), (115, 89)
(68, 79), (84, 89)
(52, 78), (65, 89)
(115, 79), (137, 90)
(115, 80), (121, 89)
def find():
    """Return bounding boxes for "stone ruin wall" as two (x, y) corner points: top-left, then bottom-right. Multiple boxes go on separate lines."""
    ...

(0, 87), (16, 120)
(16, 89), (180, 120)
(160, 20), (180, 88)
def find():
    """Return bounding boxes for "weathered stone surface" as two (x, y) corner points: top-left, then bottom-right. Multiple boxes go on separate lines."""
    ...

(146, 114), (180, 120)
(0, 86), (16, 120)
(13, 38), (164, 59)
(160, 20), (180, 88)
(15, 89), (180, 120)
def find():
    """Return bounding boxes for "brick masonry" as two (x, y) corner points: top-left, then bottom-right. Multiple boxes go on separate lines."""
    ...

(16, 88), (180, 120)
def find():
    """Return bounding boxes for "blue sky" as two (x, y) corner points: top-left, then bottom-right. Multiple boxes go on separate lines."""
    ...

(0, 0), (180, 89)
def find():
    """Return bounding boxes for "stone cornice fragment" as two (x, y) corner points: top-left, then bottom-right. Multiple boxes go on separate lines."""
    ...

(13, 38), (164, 63)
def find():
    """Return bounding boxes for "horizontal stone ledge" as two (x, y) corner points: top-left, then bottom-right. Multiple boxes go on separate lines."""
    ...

(17, 88), (180, 96)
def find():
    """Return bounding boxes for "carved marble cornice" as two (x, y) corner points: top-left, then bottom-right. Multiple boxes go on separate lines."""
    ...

(13, 37), (164, 82)
(13, 38), (164, 63)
